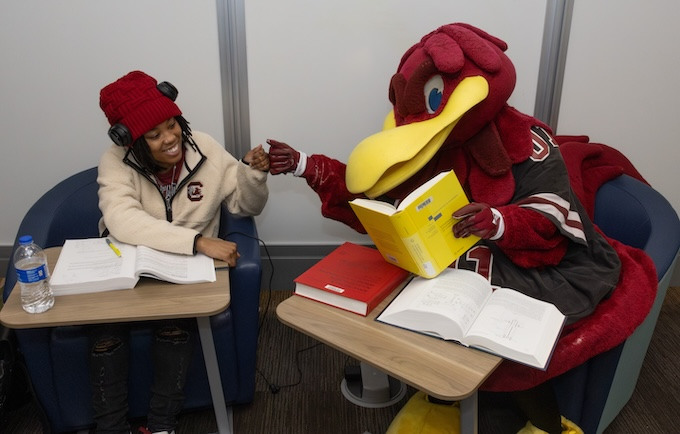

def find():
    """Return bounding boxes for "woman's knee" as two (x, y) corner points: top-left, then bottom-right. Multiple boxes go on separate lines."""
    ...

(155, 325), (191, 345)
(91, 335), (125, 356)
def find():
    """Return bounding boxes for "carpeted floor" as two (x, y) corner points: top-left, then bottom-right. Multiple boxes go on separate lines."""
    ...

(3, 287), (679, 433)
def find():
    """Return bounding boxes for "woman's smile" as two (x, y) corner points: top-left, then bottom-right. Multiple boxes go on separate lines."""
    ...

(145, 118), (184, 169)
(162, 142), (181, 157)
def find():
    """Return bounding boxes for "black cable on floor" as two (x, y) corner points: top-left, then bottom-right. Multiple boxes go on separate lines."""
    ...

(226, 231), (323, 394)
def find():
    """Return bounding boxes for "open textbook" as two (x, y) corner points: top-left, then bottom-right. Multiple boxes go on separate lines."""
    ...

(349, 170), (479, 278)
(50, 238), (216, 295)
(376, 268), (566, 369)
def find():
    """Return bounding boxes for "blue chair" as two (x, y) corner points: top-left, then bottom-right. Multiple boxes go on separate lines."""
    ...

(553, 174), (680, 433)
(2, 167), (263, 433)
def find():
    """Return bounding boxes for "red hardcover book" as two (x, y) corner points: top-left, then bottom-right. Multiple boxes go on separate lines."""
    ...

(294, 242), (412, 316)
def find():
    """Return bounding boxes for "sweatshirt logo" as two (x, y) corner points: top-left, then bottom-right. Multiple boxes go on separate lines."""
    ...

(187, 181), (203, 201)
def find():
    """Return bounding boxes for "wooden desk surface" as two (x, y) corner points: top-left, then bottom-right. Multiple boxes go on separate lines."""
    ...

(0, 247), (231, 329)
(276, 290), (502, 401)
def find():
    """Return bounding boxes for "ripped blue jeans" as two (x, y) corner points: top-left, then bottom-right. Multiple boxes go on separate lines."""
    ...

(88, 320), (193, 434)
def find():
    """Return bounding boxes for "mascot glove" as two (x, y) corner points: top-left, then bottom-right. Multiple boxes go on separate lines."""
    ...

(453, 202), (505, 240)
(267, 139), (307, 176)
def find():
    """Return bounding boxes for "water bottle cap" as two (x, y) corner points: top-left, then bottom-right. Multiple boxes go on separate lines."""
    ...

(18, 235), (33, 245)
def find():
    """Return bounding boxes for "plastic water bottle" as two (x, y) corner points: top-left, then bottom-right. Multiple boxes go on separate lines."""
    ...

(14, 235), (54, 313)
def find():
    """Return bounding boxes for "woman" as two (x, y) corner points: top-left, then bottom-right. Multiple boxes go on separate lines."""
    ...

(93, 70), (269, 434)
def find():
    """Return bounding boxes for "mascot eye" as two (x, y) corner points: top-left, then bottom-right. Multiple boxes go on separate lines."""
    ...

(424, 75), (444, 114)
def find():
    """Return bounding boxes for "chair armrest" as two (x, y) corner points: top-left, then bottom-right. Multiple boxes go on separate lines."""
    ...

(216, 205), (262, 400)
(594, 175), (680, 279)
(217, 206), (262, 303)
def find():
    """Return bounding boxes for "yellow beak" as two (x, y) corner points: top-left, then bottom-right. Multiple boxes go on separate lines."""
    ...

(346, 76), (489, 198)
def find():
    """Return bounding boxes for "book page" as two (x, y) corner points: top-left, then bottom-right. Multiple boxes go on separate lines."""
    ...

(465, 287), (565, 368)
(397, 171), (449, 210)
(350, 198), (398, 216)
(377, 268), (492, 340)
(135, 246), (216, 284)
(50, 238), (138, 288)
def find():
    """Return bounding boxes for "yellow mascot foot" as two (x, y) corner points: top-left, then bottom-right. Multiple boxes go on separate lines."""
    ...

(386, 391), (460, 434)
(517, 416), (584, 434)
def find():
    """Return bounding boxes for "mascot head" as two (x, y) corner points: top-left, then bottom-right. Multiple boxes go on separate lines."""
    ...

(346, 23), (516, 198)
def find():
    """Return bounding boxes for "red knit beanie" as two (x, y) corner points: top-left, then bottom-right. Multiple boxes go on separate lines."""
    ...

(99, 70), (182, 143)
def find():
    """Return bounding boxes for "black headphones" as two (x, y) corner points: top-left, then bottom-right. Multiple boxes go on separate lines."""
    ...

(108, 81), (179, 147)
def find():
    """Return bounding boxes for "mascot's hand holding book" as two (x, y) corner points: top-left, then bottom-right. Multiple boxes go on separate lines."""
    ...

(350, 170), (479, 279)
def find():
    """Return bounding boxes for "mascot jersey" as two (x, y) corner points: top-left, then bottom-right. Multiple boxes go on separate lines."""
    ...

(452, 126), (620, 324)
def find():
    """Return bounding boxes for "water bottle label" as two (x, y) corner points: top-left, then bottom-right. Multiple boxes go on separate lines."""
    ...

(16, 264), (48, 283)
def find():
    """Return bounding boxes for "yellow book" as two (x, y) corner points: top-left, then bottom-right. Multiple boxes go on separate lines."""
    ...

(349, 170), (480, 278)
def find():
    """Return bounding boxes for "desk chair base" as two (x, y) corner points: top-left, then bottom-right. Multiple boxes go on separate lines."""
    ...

(341, 362), (407, 408)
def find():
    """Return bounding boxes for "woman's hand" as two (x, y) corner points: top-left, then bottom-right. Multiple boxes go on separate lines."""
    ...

(244, 144), (270, 172)
(196, 236), (240, 266)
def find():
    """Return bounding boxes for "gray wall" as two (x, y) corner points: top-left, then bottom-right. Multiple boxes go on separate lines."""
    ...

(558, 1), (680, 209)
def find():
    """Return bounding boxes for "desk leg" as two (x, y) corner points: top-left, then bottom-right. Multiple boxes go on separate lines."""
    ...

(196, 316), (233, 434)
(459, 390), (478, 434)
(340, 361), (407, 408)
